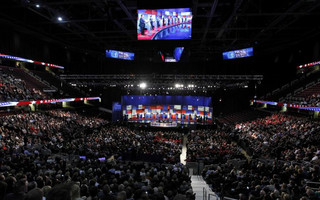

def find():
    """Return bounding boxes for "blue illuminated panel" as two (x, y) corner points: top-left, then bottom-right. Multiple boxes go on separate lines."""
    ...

(223, 47), (253, 60)
(106, 50), (134, 60)
(173, 47), (184, 62)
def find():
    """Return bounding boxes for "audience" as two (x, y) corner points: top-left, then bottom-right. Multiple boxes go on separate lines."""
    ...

(234, 113), (320, 163)
(0, 110), (194, 200)
(0, 71), (46, 102)
(0, 99), (319, 200)
(186, 129), (242, 164)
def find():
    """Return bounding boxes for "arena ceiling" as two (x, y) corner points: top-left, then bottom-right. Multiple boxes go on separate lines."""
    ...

(1, 0), (320, 61)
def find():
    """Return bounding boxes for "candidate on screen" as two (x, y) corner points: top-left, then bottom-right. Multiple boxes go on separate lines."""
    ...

(137, 8), (192, 40)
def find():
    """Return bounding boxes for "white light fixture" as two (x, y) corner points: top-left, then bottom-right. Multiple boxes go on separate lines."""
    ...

(58, 17), (63, 21)
(36, 4), (40, 8)
(139, 82), (147, 89)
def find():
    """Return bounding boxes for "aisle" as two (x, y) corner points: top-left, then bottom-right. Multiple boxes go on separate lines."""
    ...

(191, 175), (219, 200)
(180, 134), (187, 165)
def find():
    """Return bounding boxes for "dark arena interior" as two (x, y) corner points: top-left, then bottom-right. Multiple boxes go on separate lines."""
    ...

(1, 0), (320, 199)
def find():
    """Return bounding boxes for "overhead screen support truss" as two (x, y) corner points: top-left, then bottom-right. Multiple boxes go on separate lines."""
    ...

(61, 74), (263, 89)
(61, 74), (263, 81)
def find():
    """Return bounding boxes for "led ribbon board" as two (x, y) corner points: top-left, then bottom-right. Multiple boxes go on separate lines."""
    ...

(0, 53), (64, 69)
(297, 60), (320, 69)
(252, 100), (320, 112)
(0, 97), (100, 107)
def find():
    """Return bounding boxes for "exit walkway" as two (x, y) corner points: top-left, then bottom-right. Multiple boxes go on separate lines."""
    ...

(191, 175), (219, 200)
(180, 134), (188, 165)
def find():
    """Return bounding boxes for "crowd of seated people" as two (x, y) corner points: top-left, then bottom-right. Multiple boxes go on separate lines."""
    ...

(198, 113), (320, 199)
(286, 94), (320, 107)
(203, 159), (320, 199)
(186, 129), (242, 164)
(2, 107), (320, 200)
(84, 126), (183, 164)
(0, 110), (193, 200)
(0, 72), (46, 102)
(234, 113), (320, 163)
(1, 157), (193, 200)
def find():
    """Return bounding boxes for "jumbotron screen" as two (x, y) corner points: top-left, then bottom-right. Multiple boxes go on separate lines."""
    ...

(137, 8), (192, 40)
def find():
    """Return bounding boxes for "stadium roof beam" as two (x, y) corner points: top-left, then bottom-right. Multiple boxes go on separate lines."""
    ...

(193, 0), (199, 16)
(116, 0), (136, 27)
(216, 0), (243, 39)
(274, 2), (320, 35)
(113, 19), (135, 40)
(60, 74), (263, 81)
(250, 0), (305, 43)
(201, 0), (219, 45)
(45, 0), (97, 5)
(25, 3), (108, 49)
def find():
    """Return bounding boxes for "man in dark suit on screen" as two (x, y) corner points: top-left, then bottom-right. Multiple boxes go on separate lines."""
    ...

(139, 14), (146, 35)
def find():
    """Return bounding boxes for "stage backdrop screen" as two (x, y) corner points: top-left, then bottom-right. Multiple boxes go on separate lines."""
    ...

(137, 8), (192, 40)
(223, 47), (253, 60)
(120, 95), (213, 123)
(106, 50), (134, 60)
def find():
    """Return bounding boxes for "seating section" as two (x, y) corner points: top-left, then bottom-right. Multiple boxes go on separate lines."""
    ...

(295, 82), (320, 98)
(31, 70), (84, 97)
(0, 66), (47, 102)
(0, 110), (195, 200)
(201, 113), (320, 199)
(217, 110), (270, 125)
(186, 129), (242, 165)
(1, 109), (320, 199)
(285, 82), (320, 106)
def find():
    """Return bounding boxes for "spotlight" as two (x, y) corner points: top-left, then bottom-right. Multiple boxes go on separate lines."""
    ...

(35, 4), (40, 8)
(58, 17), (63, 21)
(139, 82), (147, 89)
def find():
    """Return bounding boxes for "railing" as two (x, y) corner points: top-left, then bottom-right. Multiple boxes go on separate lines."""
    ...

(208, 193), (219, 200)
(306, 81), (315, 88)
(223, 197), (237, 200)
(203, 187), (208, 200)
(203, 187), (220, 200)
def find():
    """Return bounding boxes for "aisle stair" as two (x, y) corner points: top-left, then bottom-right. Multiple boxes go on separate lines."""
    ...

(191, 175), (219, 200)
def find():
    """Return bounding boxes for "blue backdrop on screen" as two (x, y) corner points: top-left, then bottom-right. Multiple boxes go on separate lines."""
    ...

(223, 47), (253, 60)
(121, 95), (211, 107)
(112, 102), (122, 122)
(173, 47), (184, 62)
(106, 50), (134, 60)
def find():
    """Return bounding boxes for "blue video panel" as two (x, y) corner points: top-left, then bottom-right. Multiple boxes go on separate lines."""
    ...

(173, 47), (184, 62)
(223, 47), (253, 60)
(106, 50), (134, 60)
(121, 95), (212, 107)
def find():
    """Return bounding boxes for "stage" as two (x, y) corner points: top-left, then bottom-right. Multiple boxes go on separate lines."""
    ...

(126, 118), (212, 128)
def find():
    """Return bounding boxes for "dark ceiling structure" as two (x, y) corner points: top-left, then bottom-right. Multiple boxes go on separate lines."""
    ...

(1, 0), (320, 62)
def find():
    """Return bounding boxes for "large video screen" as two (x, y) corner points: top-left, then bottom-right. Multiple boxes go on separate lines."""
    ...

(137, 8), (192, 40)
(119, 95), (213, 124)
(222, 47), (253, 60)
(106, 50), (134, 60)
